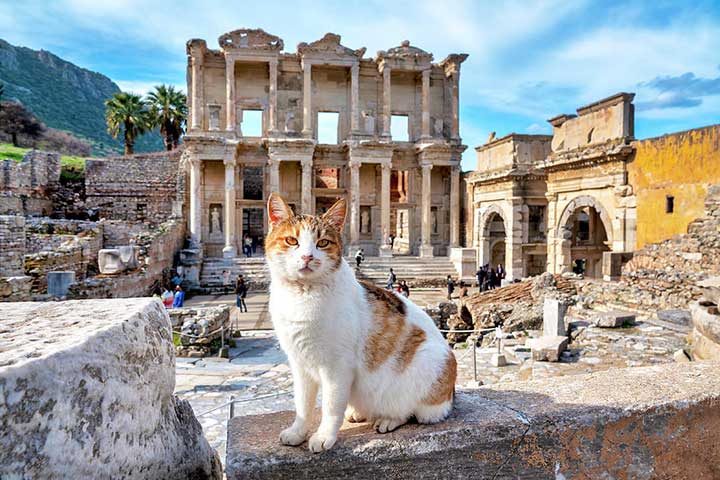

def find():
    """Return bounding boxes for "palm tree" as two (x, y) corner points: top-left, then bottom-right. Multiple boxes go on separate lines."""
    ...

(105, 92), (150, 155)
(147, 84), (187, 150)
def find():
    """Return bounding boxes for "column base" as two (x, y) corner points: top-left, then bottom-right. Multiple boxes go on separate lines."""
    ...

(222, 246), (237, 258)
(379, 245), (393, 257)
(419, 245), (434, 257)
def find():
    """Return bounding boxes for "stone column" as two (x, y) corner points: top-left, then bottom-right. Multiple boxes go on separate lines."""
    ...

(189, 157), (202, 246)
(302, 62), (312, 138)
(267, 158), (280, 195)
(421, 68), (431, 139)
(301, 158), (313, 214)
(350, 62), (360, 134)
(506, 198), (524, 281)
(420, 163), (434, 257)
(222, 157), (237, 258)
(380, 163), (392, 254)
(349, 159), (361, 247)
(226, 57), (236, 132)
(190, 53), (203, 130)
(450, 72), (460, 140)
(450, 165), (460, 247)
(382, 66), (392, 139)
(268, 58), (278, 135)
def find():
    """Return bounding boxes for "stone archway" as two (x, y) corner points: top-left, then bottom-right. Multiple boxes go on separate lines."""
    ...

(556, 195), (613, 277)
(477, 204), (509, 271)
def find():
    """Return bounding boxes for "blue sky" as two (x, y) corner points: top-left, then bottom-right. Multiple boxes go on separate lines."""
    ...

(2, 0), (719, 169)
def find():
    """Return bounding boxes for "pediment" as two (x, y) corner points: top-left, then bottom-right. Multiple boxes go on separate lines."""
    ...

(218, 28), (284, 51)
(297, 33), (366, 59)
(378, 40), (433, 63)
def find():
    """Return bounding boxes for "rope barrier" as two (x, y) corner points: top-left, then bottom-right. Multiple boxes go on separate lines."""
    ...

(172, 325), (228, 340)
(195, 390), (293, 418)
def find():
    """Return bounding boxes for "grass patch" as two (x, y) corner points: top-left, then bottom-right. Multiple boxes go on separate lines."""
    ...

(172, 332), (182, 347)
(0, 143), (86, 172)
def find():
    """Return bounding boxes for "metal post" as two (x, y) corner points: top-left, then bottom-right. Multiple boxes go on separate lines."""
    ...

(472, 335), (478, 383)
(229, 395), (235, 420)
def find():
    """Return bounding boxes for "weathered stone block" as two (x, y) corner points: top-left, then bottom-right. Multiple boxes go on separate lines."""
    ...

(0, 298), (221, 479)
(226, 362), (720, 479)
(657, 309), (691, 326)
(602, 251), (634, 281)
(450, 247), (477, 280)
(542, 297), (567, 336)
(47, 270), (75, 297)
(98, 245), (139, 274)
(593, 310), (636, 328)
(527, 335), (568, 362)
(690, 301), (720, 361)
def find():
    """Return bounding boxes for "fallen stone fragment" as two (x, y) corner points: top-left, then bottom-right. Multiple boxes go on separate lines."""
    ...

(527, 335), (568, 362)
(593, 310), (636, 328)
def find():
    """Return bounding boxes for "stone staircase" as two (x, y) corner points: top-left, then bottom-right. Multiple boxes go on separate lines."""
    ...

(198, 257), (269, 293)
(197, 255), (460, 292)
(350, 256), (458, 287)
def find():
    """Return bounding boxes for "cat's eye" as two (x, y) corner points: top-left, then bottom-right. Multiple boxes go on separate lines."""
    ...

(285, 236), (298, 246)
(316, 239), (331, 248)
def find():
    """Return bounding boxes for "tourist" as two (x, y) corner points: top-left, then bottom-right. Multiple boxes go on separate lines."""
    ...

(399, 279), (410, 298)
(386, 268), (396, 290)
(171, 271), (183, 287)
(497, 264), (506, 281)
(243, 234), (253, 257)
(476, 266), (487, 292)
(172, 285), (185, 308)
(235, 274), (248, 313)
(389, 233), (396, 249)
(222, 269), (231, 295)
(251, 235), (258, 254)
(489, 268), (498, 289)
(459, 281), (469, 298)
(161, 286), (174, 308)
(446, 275), (455, 300)
(355, 248), (364, 268)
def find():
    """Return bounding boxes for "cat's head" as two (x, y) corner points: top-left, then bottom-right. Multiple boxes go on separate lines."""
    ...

(265, 193), (346, 283)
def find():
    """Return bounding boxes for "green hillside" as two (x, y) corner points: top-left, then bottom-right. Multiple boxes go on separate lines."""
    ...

(0, 39), (163, 155)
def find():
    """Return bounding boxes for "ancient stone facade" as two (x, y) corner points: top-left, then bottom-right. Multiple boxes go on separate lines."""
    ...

(85, 150), (185, 223)
(0, 215), (26, 276)
(465, 134), (551, 280)
(184, 29), (467, 258)
(467, 93), (637, 279)
(0, 150), (61, 216)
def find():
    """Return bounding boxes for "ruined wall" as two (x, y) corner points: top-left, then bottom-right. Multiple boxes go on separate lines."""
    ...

(68, 219), (185, 299)
(0, 151), (61, 216)
(0, 215), (26, 276)
(0, 298), (221, 479)
(475, 134), (551, 173)
(629, 124), (720, 248)
(85, 150), (184, 223)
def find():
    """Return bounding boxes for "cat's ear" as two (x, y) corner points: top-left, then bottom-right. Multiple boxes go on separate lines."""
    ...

(267, 192), (293, 229)
(323, 197), (347, 231)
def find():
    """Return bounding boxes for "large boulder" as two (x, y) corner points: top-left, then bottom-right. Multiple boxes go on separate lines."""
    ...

(0, 298), (222, 479)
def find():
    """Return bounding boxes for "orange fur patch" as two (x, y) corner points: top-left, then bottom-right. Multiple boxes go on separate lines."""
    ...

(396, 325), (427, 372)
(422, 349), (456, 405)
(264, 214), (343, 267)
(361, 281), (407, 371)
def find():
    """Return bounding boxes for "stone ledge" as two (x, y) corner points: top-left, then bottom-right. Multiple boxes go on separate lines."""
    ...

(227, 362), (720, 479)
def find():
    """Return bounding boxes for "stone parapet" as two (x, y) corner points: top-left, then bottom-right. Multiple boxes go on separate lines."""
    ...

(0, 150), (61, 216)
(227, 362), (720, 479)
(0, 298), (221, 479)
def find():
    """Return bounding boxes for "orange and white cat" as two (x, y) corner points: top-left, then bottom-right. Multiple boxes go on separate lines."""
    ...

(265, 193), (456, 453)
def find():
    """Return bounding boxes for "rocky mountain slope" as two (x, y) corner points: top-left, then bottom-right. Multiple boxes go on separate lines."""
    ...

(0, 39), (162, 155)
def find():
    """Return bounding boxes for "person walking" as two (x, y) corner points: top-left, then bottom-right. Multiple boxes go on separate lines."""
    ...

(399, 279), (410, 298)
(172, 285), (185, 308)
(243, 234), (253, 258)
(476, 266), (487, 293)
(161, 286), (174, 309)
(446, 275), (455, 300)
(386, 268), (396, 290)
(389, 233), (396, 249)
(355, 248), (365, 268)
(235, 274), (248, 313)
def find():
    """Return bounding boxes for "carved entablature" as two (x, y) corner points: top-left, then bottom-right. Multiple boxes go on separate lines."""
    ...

(439, 53), (469, 77)
(297, 33), (366, 64)
(376, 40), (433, 71)
(218, 28), (284, 52)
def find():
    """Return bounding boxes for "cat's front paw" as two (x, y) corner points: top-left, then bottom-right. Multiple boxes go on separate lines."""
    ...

(308, 431), (337, 453)
(279, 426), (307, 446)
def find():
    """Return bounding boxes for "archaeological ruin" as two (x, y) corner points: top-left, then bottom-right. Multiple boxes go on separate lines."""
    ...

(2, 23), (720, 479)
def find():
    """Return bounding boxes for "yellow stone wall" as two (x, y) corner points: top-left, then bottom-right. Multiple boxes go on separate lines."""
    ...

(629, 124), (720, 248)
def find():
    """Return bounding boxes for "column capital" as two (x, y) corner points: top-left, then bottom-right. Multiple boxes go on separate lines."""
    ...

(267, 157), (281, 167)
(349, 159), (362, 169)
(223, 156), (237, 167)
(381, 162), (393, 172)
(420, 162), (433, 172)
(300, 157), (313, 168)
(451, 164), (461, 175)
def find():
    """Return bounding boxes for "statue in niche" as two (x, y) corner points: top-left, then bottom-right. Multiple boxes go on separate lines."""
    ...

(362, 110), (375, 135)
(434, 118), (443, 137)
(360, 208), (370, 234)
(432, 209), (438, 234)
(398, 212), (405, 238)
(210, 205), (222, 234)
(209, 106), (220, 130)
(284, 111), (295, 133)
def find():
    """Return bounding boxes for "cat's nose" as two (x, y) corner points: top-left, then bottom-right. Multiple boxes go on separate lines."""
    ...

(301, 255), (314, 264)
